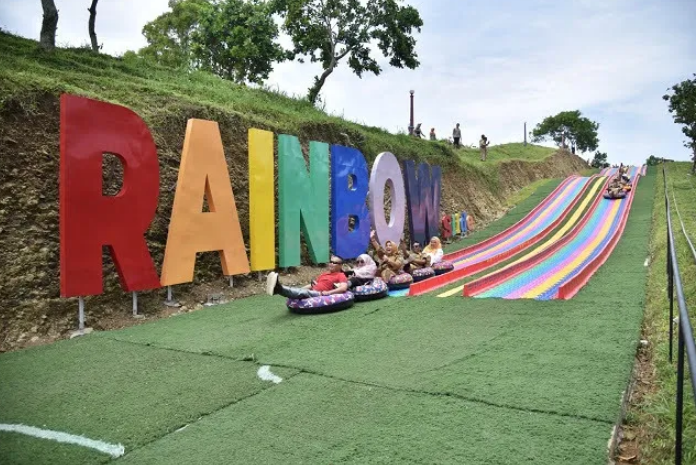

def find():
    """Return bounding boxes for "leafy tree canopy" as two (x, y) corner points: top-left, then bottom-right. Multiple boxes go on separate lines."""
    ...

(590, 150), (609, 169)
(270, 0), (424, 104)
(531, 110), (600, 153)
(663, 73), (696, 171)
(646, 155), (661, 166)
(138, 0), (285, 84)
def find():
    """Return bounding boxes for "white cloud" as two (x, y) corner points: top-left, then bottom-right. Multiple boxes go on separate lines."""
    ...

(1, 0), (694, 166)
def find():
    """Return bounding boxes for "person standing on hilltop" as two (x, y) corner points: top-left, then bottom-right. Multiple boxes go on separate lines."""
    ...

(452, 123), (461, 147)
(414, 123), (424, 138)
(479, 134), (490, 161)
(429, 128), (437, 140)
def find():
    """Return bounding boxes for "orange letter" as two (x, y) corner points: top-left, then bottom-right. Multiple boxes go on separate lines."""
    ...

(160, 119), (250, 285)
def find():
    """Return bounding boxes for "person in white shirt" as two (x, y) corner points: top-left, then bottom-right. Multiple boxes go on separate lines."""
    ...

(422, 236), (444, 264)
(452, 123), (461, 147)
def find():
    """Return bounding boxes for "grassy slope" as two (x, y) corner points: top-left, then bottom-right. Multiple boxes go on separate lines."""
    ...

(0, 31), (555, 171)
(622, 162), (695, 464)
(0, 169), (655, 464)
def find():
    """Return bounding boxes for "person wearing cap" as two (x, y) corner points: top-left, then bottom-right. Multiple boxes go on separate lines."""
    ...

(266, 256), (348, 299)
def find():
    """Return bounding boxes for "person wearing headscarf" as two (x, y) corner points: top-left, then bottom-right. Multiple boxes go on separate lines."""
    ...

(422, 236), (444, 264)
(347, 254), (378, 288)
(369, 230), (404, 282)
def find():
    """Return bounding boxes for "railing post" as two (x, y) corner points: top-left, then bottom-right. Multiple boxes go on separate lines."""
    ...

(675, 323), (685, 465)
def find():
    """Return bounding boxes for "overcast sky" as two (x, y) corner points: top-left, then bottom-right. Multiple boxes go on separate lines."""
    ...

(1, 0), (695, 166)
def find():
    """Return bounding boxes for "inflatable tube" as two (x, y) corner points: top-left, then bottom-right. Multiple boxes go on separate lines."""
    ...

(432, 261), (454, 275)
(387, 272), (414, 290)
(353, 278), (388, 301)
(603, 191), (626, 200)
(411, 267), (435, 282)
(287, 292), (355, 315)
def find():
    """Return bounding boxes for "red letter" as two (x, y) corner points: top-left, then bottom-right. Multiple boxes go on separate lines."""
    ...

(441, 214), (452, 240)
(60, 94), (161, 297)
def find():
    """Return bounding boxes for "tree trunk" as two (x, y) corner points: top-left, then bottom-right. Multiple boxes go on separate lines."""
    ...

(692, 145), (696, 174)
(307, 65), (335, 105)
(88, 0), (99, 52)
(40, 0), (59, 51)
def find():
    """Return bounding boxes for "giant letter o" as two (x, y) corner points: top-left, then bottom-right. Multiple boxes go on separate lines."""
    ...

(368, 152), (406, 246)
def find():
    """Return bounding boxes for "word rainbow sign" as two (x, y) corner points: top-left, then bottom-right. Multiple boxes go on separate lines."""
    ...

(59, 94), (443, 298)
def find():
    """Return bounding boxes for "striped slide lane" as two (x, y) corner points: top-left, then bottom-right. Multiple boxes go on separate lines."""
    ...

(408, 176), (594, 296)
(476, 174), (638, 300)
(447, 176), (608, 298)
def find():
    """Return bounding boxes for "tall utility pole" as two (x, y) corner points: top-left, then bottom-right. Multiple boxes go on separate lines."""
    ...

(524, 122), (527, 146)
(408, 90), (415, 135)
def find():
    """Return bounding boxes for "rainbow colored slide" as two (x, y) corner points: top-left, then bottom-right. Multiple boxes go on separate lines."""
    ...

(408, 175), (595, 296)
(463, 166), (641, 300)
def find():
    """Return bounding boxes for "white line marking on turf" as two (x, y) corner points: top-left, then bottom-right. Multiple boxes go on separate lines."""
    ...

(257, 365), (283, 384)
(0, 424), (125, 458)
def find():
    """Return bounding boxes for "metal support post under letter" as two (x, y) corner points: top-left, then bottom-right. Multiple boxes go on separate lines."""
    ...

(78, 296), (85, 331)
(132, 291), (138, 316)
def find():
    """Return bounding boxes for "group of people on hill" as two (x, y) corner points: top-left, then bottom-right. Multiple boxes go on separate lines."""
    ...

(266, 231), (444, 300)
(412, 123), (490, 160)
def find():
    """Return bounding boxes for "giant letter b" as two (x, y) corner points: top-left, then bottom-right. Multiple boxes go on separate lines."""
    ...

(59, 94), (161, 297)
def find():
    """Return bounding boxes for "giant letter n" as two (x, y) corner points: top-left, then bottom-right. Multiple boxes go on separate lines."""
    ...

(59, 94), (161, 297)
(403, 161), (442, 245)
(278, 135), (329, 267)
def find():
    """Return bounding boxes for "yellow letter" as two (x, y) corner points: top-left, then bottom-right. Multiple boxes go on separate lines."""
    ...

(249, 128), (275, 271)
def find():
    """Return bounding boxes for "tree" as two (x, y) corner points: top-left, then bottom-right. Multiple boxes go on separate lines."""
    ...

(663, 73), (696, 173)
(270, 0), (424, 104)
(88, 0), (100, 52)
(192, 0), (287, 84)
(139, 0), (213, 69)
(646, 155), (661, 166)
(590, 151), (609, 169)
(40, 0), (59, 51)
(531, 110), (600, 153)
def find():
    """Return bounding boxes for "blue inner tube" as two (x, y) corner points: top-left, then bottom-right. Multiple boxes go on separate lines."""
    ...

(286, 292), (355, 315)
(353, 278), (389, 301)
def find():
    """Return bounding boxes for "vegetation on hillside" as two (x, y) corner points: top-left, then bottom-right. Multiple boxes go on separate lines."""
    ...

(532, 110), (600, 154)
(663, 74), (696, 173)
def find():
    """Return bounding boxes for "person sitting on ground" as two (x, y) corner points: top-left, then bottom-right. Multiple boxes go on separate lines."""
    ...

(422, 236), (444, 264)
(369, 230), (404, 282)
(399, 239), (431, 273)
(429, 128), (437, 141)
(346, 254), (378, 289)
(266, 256), (348, 299)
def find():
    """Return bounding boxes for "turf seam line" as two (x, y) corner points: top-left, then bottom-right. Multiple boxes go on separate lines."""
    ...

(115, 367), (303, 460)
(104, 337), (614, 425)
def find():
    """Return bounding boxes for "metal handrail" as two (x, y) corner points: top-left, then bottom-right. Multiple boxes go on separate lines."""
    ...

(661, 162), (696, 465)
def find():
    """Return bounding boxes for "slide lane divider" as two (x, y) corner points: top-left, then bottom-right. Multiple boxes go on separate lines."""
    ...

(408, 175), (596, 296)
(463, 176), (609, 297)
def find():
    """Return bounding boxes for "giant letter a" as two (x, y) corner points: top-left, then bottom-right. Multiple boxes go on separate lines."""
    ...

(160, 119), (250, 285)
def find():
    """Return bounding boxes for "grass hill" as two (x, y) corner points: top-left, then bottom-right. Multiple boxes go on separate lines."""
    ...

(0, 31), (589, 351)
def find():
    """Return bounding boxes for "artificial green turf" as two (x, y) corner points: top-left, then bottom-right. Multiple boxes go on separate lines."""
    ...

(0, 172), (654, 464)
(0, 337), (297, 464)
(0, 433), (105, 465)
(117, 373), (611, 465)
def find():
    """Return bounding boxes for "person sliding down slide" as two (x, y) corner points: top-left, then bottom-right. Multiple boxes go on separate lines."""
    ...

(266, 256), (348, 299)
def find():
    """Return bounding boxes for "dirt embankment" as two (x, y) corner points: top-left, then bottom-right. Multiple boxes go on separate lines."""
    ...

(0, 92), (588, 352)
